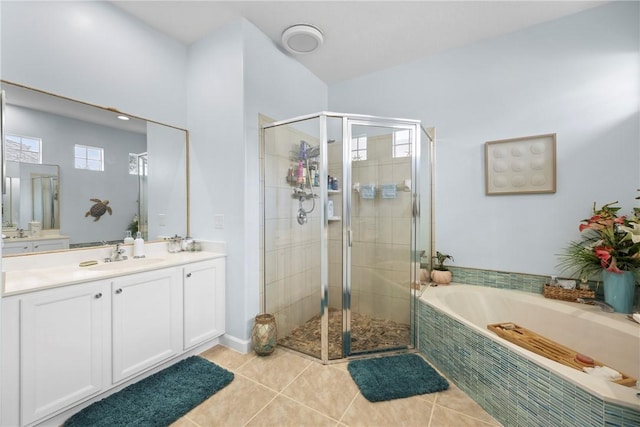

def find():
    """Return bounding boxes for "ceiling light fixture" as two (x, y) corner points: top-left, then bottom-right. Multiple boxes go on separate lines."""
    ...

(117, 115), (130, 121)
(281, 24), (323, 55)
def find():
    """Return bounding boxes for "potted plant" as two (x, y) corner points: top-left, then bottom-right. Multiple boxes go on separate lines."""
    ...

(431, 251), (454, 285)
(558, 196), (640, 313)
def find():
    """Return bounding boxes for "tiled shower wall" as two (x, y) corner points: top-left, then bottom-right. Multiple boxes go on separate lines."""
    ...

(263, 122), (321, 338)
(339, 134), (412, 324)
(262, 124), (414, 336)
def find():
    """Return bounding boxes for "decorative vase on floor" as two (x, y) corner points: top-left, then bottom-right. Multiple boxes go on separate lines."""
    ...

(602, 270), (636, 314)
(251, 313), (277, 356)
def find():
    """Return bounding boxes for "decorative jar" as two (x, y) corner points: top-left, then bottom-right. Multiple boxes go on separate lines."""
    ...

(251, 313), (277, 356)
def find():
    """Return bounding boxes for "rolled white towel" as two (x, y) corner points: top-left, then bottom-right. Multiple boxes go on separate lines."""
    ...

(557, 279), (576, 289)
(583, 366), (622, 382)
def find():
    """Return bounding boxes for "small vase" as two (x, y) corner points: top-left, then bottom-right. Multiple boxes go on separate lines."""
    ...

(251, 313), (277, 356)
(602, 270), (636, 314)
(431, 270), (452, 285)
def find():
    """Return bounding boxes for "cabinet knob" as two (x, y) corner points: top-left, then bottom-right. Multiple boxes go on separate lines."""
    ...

(115, 288), (123, 294)
(95, 292), (102, 299)
(186, 273), (192, 278)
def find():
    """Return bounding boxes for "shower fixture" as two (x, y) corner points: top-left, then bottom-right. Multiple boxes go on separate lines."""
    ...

(288, 140), (320, 226)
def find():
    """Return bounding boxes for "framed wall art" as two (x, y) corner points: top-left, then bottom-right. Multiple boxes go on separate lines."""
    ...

(485, 133), (556, 195)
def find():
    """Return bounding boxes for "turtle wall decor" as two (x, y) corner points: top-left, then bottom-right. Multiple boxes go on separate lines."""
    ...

(85, 198), (113, 221)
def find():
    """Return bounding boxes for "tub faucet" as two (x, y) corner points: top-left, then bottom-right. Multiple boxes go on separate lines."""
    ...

(576, 298), (615, 313)
(106, 243), (128, 262)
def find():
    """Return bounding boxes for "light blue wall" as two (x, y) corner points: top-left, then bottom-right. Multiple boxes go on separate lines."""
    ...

(186, 19), (327, 346)
(0, 1), (187, 127)
(243, 20), (327, 339)
(329, 1), (640, 276)
(186, 21), (247, 346)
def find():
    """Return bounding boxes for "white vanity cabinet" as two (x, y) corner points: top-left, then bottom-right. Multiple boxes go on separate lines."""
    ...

(183, 258), (225, 349)
(2, 237), (70, 254)
(17, 280), (110, 426)
(1, 253), (226, 427)
(2, 240), (32, 254)
(111, 268), (183, 383)
(31, 237), (70, 252)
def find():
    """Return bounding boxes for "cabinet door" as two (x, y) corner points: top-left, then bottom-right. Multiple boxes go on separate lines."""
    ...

(33, 238), (69, 252)
(2, 241), (32, 254)
(20, 281), (109, 426)
(183, 258), (226, 349)
(112, 268), (183, 383)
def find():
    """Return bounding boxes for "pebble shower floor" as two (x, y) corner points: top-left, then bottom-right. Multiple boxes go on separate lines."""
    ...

(278, 308), (411, 359)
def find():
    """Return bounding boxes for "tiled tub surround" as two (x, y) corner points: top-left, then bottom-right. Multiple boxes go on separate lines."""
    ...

(418, 284), (640, 426)
(449, 265), (640, 306)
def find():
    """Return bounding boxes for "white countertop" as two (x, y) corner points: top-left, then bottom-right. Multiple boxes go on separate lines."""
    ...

(2, 241), (226, 297)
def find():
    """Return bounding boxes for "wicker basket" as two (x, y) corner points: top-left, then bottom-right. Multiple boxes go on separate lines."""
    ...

(543, 284), (595, 302)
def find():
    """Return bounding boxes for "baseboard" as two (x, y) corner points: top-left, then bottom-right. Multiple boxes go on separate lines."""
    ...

(220, 333), (251, 354)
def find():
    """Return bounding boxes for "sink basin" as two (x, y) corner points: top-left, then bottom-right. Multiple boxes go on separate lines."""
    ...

(88, 258), (164, 271)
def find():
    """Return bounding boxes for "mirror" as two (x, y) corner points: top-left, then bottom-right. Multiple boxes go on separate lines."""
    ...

(1, 80), (189, 253)
(3, 161), (60, 229)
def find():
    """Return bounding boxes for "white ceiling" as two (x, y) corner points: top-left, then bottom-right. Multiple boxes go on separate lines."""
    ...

(110, 0), (608, 84)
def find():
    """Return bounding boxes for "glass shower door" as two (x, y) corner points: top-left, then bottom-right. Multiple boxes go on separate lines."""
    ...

(343, 119), (418, 356)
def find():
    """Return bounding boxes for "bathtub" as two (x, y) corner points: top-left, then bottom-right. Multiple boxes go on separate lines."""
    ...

(418, 284), (640, 426)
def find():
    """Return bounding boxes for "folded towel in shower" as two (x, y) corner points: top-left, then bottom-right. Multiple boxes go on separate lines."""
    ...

(381, 184), (397, 199)
(583, 366), (622, 382)
(360, 184), (375, 199)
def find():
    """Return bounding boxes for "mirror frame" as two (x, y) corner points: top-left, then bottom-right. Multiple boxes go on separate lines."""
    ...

(1, 79), (190, 255)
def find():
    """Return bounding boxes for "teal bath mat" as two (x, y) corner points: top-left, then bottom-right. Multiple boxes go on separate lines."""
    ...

(64, 356), (234, 427)
(347, 353), (449, 402)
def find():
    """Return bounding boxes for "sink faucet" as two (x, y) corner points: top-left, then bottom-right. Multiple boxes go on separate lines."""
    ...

(105, 243), (128, 262)
(576, 298), (615, 313)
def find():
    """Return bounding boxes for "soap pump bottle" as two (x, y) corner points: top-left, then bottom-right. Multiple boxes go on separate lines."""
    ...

(133, 231), (145, 258)
(124, 231), (134, 244)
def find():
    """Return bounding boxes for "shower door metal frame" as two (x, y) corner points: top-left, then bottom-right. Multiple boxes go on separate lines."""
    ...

(341, 116), (421, 358)
(261, 111), (422, 364)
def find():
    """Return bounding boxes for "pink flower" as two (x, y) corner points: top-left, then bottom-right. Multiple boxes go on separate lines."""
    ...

(605, 258), (623, 273)
(594, 246), (623, 273)
(594, 246), (613, 261)
(579, 215), (621, 232)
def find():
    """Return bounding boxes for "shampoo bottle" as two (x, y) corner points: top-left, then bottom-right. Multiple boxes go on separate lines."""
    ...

(297, 161), (304, 184)
(133, 232), (145, 258)
(124, 231), (134, 244)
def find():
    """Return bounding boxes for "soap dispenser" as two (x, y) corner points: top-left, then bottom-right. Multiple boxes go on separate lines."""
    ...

(133, 232), (145, 258)
(124, 231), (134, 244)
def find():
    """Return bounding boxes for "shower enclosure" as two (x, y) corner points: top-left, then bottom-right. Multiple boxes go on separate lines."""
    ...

(261, 112), (432, 363)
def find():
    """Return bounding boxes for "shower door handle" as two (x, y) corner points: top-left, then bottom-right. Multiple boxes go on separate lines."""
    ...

(348, 228), (353, 247)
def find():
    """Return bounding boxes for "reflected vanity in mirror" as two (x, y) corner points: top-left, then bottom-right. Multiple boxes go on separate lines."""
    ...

(1, 80), (189, 255)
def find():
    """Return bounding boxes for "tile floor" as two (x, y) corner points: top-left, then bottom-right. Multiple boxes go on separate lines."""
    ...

(172, 346), (502, 427)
